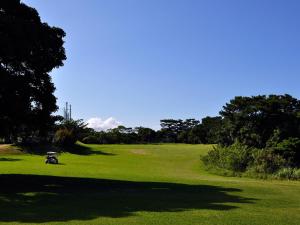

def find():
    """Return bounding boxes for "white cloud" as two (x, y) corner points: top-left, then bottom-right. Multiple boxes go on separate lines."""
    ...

(86, 117), (121, 131)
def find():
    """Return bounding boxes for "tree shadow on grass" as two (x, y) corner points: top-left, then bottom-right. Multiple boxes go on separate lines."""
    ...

(0, 158), (22, 162)
(63, 144), (116, 156)
(13, 144), (58, 155)
(15, 143), (116, 156)
(0, 174), (257, 223)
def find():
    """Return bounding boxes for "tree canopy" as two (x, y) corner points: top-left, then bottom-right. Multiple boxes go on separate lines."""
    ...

(0, 0), (66, 143)
(219, 94), (300, 147)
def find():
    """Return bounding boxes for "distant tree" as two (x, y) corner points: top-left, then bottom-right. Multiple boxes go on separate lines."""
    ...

(187, 125), (205, 144)
(160, 119), (200, 143)
(160, 119), (180, 142)
(82, 135), (99, 144)
(183, 119), (201, 129)
(105, 126), (138, 144)
(135, 127), (156, 143)
(177, 130), (189, 143)
(160, 119), (184, 132)
(78, 127), (97, 142)
(0, 0), (66, 143)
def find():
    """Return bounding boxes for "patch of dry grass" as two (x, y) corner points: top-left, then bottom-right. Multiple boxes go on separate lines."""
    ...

(0, 144), (23, 154)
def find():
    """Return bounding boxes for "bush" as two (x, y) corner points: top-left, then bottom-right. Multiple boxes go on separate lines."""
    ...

(295, 168), (300, 179)
(275, 168), (300, 180)
(202, 142), (254, 172)
(273, 137), (300, 166)
(202, 143), (292, 178)
(53, 128), (77, 147)
(249, 149), (286, 174)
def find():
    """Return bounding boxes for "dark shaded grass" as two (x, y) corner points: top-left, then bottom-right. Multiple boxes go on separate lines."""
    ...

(63, 144), (116, 156)
(0, 158), (22, 162)
(0, 174), (256, 223)
(13, 143), (115, 156)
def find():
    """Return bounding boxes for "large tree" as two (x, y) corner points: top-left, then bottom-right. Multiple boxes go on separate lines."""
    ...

(219, 94), (300, 147)
(0, 0), (66, 143)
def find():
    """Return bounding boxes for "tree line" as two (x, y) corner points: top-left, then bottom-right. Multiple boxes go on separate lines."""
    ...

(79, 117), (222, 144)
(74, 94), (300, 151)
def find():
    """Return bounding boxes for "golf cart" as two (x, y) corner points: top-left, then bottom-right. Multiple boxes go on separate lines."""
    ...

(45, 151), (58, 164)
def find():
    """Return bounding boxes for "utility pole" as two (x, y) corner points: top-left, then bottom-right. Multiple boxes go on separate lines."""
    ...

(63, 102), (72, 121)
(69, 104), (72, 120)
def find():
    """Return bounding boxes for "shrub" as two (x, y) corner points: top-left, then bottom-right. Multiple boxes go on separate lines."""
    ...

(275, 168), (300, 180)
(202, 142), (291, 178)
(248, 149), (286, 174)
(226, 143), (253, 172)
(273, 137), (300, 166)
(53, 128), (77, 147)
(202, 142), (254, 172)
(294, 168), (300, 179)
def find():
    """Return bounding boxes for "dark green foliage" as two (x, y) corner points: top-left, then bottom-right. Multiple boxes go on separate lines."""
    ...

(78, 127), (96, 143)
(106, 126), (138, 144)
(82, 135), (99, 144)
(260, 130), (300, 167)
(203, 144), (299, 178)
(199, 116), (223, 144)
(202, 143), (254, 172)
(79, 118), (219, 145)
(202, 94), (300, 178)
(250, 149), (286, 174)
(275, 168), (300, 180)
(135, 127), (156, 143)
(202, 144), (288, 176)
(80, 126), (157, 144)
(159, 119), (181, 142)
(59, 119), (87, 139)
(219, 94), (300, 148)
(0, 0), (66, 143)
(272, 137), (300, 166)
(186, 128), (203, 144)
(158, 117), (222, 144)
(54, 119), (87, 147)
(53, 128), (77, 147)
(160, 119), (202, 143)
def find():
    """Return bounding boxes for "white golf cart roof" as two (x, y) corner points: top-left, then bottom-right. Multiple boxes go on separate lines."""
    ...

(47, 151), (57, 155)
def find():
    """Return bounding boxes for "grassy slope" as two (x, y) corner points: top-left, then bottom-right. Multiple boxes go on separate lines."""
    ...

(0, 143), (299, 225)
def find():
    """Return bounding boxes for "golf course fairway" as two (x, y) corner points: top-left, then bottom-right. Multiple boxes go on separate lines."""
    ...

(0, 143), (299, 225)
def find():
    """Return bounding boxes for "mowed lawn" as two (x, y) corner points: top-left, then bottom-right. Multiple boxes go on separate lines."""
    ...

(0, 144), (299, 225)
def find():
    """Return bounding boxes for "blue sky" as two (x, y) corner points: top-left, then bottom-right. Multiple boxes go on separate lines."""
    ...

(23, 0), (300, 129)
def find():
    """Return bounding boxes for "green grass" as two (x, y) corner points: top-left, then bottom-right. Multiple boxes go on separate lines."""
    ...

(0, 143), (299, 225)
